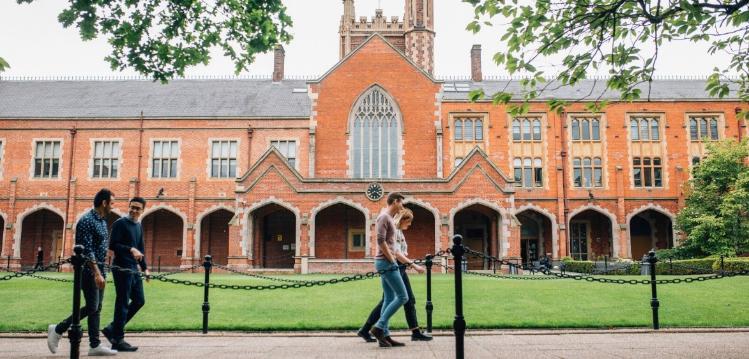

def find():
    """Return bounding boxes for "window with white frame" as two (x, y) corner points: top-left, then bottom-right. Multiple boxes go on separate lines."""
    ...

(573, 157), (603, 188)
(348, 229), (365, 251)
(513, 157), (543, 187)
(633, 156), (663, 187)
(349, 86), (401, 178)
(210, 140), (238, 178)
(571, 117), (601, 141)
(630, 116), (661, 141)
(33, 141), (61, 178)
(91, 141), (120, 179)
(512, 117), (542, 142)
(151, 140), (179, 178)
(452, 115), (486, 168)
(271, 140), (296, 168)
(689, 116), (720, 141)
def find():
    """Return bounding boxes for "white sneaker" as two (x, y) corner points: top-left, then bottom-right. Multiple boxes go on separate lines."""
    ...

(88, 345), (118, 356)
(47, 324), (62, 354)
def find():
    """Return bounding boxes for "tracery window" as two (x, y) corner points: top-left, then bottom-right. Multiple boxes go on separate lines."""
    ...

(350, 87), (401, 178)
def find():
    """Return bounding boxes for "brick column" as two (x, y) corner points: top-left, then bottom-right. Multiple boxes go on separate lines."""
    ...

(615, 166), (629, 259)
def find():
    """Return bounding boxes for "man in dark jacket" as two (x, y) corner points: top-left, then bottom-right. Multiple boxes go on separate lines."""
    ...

(102, 197), (149, 352)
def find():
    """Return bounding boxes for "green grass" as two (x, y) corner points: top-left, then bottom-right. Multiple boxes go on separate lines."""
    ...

(1, 272), (748, 332)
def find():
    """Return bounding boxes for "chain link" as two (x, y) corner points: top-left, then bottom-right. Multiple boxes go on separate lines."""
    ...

(211, 264), (315, 284)
(150, 262), (407, 291)
(0, 258), (72, 282)
(541, 268), (749, 284)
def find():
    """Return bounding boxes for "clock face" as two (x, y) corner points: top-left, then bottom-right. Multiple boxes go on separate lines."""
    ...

(366, 183), (384, 201)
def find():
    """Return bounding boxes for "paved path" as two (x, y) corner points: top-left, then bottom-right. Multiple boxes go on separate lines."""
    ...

(2, 329), (748, 358)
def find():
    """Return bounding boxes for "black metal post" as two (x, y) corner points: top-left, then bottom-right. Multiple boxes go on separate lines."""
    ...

(69, 245), (85, 359)
(669, 258), (673, 275)
(5, 255), (10, 271)
(451, 235), (466, 359)
(425, 254), (434, 334)
(720, 255), (725, 274)
(202, 255), (212, 334)
(58, 256), (62, 272)
(647, 250), (659, 330)
(604, 255), (608, 273)
(158, 256), (162, 273)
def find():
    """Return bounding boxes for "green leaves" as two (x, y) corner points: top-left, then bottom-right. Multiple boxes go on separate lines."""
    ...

(18, 0), (292, 82)
(466, 0), (749, 114)
(0, 57), (9, 72)
(677, 140), (749, 257)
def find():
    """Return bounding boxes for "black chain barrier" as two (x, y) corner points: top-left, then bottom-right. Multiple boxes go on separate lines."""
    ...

(0, 258), (72, 282)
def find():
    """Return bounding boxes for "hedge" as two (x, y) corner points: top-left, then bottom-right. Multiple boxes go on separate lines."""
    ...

(712, 258), (749, 272)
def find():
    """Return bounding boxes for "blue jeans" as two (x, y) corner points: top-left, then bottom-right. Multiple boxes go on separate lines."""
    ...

(374, 259), (408, 336)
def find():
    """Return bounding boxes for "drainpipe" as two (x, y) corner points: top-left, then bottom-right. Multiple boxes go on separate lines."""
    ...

(136, 111), (145, 196)
(559, 111), (570, 257)
(736, 107), (744, 142)
(61, 127), (77, 260)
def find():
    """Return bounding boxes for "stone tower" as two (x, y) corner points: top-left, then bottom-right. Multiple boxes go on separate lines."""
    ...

(404, 0), (435, 75)
(339, 0), (434, 75)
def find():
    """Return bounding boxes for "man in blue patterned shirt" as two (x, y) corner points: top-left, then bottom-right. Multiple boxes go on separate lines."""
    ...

(47, 189), (118, 356)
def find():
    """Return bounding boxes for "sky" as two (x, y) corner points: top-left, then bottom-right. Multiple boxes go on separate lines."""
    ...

(0, 0), (730, 79)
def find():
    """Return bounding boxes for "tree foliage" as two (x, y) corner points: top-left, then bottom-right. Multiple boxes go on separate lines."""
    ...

(677, 140), (749, 257)
(0, 57), (9, 72)
(14, 0), (292, 82)
(465, 0), (749, 116)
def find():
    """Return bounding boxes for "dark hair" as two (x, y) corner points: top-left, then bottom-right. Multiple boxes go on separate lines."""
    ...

(387, 192), (405, 205)
(93, 188), (114, 208)
(130, 197), (146, 207)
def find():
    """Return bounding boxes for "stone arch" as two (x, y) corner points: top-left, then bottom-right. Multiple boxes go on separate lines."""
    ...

(140, 204), (188, 267)
(568, 204), (620, 259)
(309, 196), (370, 258)
(403, 197), (441, 254)
(193, 204), (236, 258)
(13, 203), (66, 258)
(0, 210), (8, 257)
(449, 197), (508, 258)
(515, 204), (560, 259)
(244, 196), (301, 258)
(626, 203), (678, 260)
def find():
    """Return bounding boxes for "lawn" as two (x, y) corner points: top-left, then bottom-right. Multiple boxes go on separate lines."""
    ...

(1, 272), (748, 332)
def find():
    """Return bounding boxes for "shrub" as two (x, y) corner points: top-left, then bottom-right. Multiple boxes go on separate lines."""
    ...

(560, 258), (595, 273)
(712, 258), (749, 272)
(657, 258), (715, 275)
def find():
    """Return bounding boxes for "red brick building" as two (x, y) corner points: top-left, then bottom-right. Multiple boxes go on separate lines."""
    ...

(0, 0), (746, 272)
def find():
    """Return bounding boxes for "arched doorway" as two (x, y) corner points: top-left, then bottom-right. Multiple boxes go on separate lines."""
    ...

(517, 210), (553, 267)
(568, 209), (614, 261)
(141, 209), (184, 269)
(454, 204), (500, 270)
(314, 203), (366, 259)
(199, 209), (233, 265)
(20, 209), (64, 268)
(403, 203), (436, 260)
(629, 210), (674, 260)
(250, 204), (296, 268)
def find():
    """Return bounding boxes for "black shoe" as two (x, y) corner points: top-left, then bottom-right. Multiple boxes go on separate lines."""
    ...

(411, 330), (433, 341)
(101, 326), (115, 346)
(113, 340), (138, 352)
(357, 329), (377, 343)
(385, 336), (406, 347)
(369, 327), (391, 348)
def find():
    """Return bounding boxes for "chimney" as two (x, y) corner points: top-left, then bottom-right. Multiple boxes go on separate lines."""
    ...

(471, 44), (482, 82)
(273, 45), (285, 82)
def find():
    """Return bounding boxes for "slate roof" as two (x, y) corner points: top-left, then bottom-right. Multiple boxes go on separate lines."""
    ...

(442, 79), (741, 101)
(0, 78), (739, 119)
(0, 79), (311, 119)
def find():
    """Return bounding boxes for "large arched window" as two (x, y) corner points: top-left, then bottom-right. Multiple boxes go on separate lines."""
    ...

(350, 86), (401, 178)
